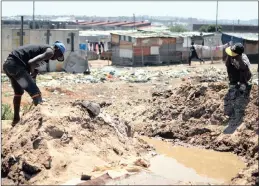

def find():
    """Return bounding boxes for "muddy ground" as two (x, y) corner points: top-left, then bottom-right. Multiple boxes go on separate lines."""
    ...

(1, 61), (258, 185)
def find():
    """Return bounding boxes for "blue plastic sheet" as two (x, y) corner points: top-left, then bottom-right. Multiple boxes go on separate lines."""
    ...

(79, 43), (87, 50)
(221, 33), (244, 45)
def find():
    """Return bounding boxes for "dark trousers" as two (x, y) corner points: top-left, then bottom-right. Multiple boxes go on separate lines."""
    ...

(3, 56), (41, 97)
(226, 64), (252, 85)
(189, 53), (204, 65)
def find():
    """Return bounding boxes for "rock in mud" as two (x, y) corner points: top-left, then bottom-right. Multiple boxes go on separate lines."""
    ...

(32, 137), (43, 149)
(22, 161), (41, 175)
(187, 128), (211, 137)
(60, 132), (73, 144)
(113, 147), (123, 156)
(134, 158), (150, 168)
(99, 101), (112, 108)
(81, 174), (91, 181)
(82, 101), (101, 117)
(45, 126), (64, 139)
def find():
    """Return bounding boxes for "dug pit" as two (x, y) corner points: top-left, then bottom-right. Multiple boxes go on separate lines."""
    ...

(105, 82), (258, 185)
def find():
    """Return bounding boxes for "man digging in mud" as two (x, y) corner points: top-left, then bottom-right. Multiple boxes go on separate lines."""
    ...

(3, 41), (66, 126)
(225, 43), (252, 95)
(224, 42), (252, 126)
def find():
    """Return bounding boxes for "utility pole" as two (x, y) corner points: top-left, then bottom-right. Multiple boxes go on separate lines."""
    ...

(20, 16), (24, 46)
(33, 0), (35, 29)
(133, 13), (135, 30)
(216, 0), (218, 32)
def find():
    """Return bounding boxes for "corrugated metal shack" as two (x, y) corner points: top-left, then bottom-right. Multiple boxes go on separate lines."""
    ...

(221, 32), (258, 63)
(110, 31), (184, 66)
(79, 30), (133, 60)
(110, 31), (227, 66)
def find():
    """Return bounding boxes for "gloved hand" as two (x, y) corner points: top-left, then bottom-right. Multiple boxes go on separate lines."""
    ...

(32, 94), (43, 106)
(239, 84), (246, 92)
(229, 84), (236, 89)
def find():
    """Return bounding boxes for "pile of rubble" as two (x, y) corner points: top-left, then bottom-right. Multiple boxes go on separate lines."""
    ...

(192, 67), (228, 83)
(1, 100), (149, 185)
(2, 66), (228, 87)
(0, 66), (191, 87)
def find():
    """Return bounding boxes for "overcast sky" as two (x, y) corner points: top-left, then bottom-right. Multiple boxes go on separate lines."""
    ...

(2, 1), (258, 20)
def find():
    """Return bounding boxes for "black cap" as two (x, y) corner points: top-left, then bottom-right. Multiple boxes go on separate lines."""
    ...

(231, 43), (244, 55)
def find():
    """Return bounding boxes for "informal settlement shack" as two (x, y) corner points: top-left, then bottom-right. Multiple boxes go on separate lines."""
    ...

(110, 31), (220, 66)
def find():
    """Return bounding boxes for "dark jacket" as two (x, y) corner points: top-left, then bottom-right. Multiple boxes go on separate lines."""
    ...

(225, 53), (252, 84)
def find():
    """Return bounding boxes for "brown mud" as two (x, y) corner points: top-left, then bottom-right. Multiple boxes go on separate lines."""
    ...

(105, 82), (258, 185)
(1, 101), (149, 185)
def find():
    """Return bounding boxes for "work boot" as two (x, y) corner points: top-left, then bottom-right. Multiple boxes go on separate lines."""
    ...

(12, 116), (20, 127)
(12, 96), (22, 126)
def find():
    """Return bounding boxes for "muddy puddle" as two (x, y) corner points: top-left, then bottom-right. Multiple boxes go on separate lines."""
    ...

(141, 136), (246, 184)
(60, 136), (246, 185)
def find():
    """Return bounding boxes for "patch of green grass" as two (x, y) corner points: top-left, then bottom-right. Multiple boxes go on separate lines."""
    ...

(3, 92), (11, 97)
(1, 104), (14, 120)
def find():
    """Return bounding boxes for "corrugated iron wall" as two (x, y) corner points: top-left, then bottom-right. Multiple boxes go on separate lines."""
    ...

(111, 33), (134, 66)
(244, 40), (259, 63)
(111, 34), (185, 66)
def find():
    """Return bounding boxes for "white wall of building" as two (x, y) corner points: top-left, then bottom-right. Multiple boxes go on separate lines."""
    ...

(1, 28), (83, 72)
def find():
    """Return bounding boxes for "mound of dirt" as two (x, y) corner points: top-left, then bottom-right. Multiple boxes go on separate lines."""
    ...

(1, 101), (149, 185)
(148, 83), (258, 185)
(105, 82), (258, 185)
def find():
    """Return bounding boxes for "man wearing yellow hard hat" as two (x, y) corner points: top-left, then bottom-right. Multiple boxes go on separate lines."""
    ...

(225, 42), (252, 94)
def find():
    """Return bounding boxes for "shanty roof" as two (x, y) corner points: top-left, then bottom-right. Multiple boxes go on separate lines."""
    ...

(111, 31), (179, 38)
(79, 30), (133, 37)
(86, 21), (118, 26)
(222, 32), (258, 41)
(111, 31), (215, 38)
(106, 21), (134, 26)
(137, 25), (170, 32)
(78, 20), (152, 27)
(79, 21), (103, 25)
(121, 21), (151, 27)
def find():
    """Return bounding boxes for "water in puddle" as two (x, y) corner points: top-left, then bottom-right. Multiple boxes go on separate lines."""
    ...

(141, 136), (246, 184)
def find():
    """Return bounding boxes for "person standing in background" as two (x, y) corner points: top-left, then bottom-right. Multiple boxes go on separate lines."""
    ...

(189, 42), (205, 66)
